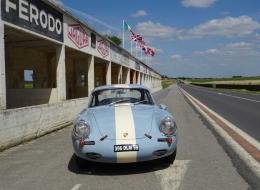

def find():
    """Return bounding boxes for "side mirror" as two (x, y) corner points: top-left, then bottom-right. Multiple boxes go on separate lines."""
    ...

(159, 104), (167, 110)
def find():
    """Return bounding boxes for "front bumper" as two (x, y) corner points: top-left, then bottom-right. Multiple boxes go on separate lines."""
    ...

(72, 135), (177, 163)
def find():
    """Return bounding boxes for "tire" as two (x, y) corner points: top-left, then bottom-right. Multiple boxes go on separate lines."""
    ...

(162, 148), (177, 165)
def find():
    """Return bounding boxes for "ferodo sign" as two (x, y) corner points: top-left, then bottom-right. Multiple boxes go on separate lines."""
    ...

(1, 0), (63, 42)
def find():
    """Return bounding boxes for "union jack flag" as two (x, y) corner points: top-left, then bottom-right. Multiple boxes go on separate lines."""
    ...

(130, 30), (142, 42)
(146, 47), (155, 56)
(137, 40), (145, 48)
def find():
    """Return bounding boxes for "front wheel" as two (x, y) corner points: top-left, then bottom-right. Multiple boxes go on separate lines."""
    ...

(161, 149), (177, 165)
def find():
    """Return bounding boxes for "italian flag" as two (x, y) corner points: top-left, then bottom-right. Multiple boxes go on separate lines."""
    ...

(124, 21), (131, 31)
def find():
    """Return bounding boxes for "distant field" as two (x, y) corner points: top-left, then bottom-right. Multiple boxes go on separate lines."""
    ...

(187, 76), (260, 85)
(186, 76), (260, 94)
(162, 79), (175, 89)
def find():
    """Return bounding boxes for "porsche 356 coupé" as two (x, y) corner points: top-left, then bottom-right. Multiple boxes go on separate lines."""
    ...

(72, 84), (177, 165)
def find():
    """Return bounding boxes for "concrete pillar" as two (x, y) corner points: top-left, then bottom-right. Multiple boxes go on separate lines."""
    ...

(0, 22), (6, 109)
(134, 71), (137, 84)
(56, 44), (66, 101)
(126, 68), (130, 84)
(118, 65), (122, 84)
(88, 55), (95, 96)
(106, 61), (111, 85)
(137, 72), (141, 84)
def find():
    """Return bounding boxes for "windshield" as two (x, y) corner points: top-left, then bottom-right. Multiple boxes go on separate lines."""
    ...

(89, 88), (154, 107)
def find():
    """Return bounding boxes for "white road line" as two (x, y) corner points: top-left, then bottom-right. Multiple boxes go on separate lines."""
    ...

(179, 88), (260, 183)
(189, 85), (260, 103)
(180, 88), (260, 149)
(155, 160), (191, 190)
(71, 184), (82, 190)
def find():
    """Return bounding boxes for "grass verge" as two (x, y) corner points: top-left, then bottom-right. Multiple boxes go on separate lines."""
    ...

(162, 79), (175, 89)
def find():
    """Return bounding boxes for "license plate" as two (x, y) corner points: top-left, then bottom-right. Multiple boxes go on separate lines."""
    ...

(114, 144), (139, 152)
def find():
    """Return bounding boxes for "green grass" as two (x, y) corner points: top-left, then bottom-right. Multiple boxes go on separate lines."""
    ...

(187, 76), (260, 83)
(24, 83), (33, 89)
(162, 79), (175, 89)
(221, 88), (260, 95)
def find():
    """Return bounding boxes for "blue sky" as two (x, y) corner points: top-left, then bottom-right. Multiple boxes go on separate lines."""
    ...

(56, 0), (260, 77)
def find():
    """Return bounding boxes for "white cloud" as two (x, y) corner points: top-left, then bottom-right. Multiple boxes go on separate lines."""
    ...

(187, 16), (260, 38)
(136, 16), (260, 40)
(131, 10), (148, 17)
(225, 42), (252, 49)
(194, 41), (259, 56)
(136, 21), (182, 38)
(194, 48), (219, 55)
(182, 0), (216, 8)
(171, 54), (183, 60)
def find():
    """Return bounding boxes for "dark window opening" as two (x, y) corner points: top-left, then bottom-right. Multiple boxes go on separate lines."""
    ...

(91, 33), (96, 48)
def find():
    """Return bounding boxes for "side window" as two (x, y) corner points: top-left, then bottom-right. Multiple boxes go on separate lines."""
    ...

(91, 33), (96, 48)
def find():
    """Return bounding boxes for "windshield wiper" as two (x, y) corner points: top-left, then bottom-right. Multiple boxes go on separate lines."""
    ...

(108, 99), (131, 106)
(133, 100), (148, 105)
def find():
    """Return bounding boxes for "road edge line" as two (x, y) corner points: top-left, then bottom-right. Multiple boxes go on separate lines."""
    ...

(178, 86), (260, 188)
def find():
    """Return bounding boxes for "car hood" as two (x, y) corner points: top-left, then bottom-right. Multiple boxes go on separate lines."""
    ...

(91, 104), (156, 140)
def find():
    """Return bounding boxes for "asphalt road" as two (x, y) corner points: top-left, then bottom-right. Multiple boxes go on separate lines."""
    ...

(180, 84), (260, 142)
(0, 85), (250, 190)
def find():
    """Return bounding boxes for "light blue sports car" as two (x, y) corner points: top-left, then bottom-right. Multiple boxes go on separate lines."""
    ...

(72, 84), (177, 165)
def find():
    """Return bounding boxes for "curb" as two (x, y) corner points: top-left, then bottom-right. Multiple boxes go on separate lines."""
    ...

(178, 86), (260, 188)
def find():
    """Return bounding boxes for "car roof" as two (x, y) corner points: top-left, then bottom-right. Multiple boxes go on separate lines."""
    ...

(92, 84), (150, 93)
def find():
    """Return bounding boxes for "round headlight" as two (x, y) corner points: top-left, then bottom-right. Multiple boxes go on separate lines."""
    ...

(159, 116), (177, 135)
(73, 120), (91, 138)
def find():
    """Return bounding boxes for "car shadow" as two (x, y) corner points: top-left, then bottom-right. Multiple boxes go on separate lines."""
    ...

(68, 154), (173, 176)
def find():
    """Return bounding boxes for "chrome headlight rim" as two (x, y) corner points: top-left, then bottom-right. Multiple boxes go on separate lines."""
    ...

(159, 116), (177, 136)
(73, 120), (91, 139)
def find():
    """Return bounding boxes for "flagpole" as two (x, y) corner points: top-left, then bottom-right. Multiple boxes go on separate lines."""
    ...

(122, 20), (125, 48)
(140, 47), (142, 60)
(141, 48), (142, 61)
(130, 40), (132, 54)
(135, 42), (137, 57)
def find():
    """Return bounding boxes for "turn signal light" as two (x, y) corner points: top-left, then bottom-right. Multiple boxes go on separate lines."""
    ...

(166, 137), (173, 144)
(79, 139), (85, 148)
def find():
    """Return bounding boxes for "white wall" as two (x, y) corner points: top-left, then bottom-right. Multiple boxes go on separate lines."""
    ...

(0, 98), (88, 151)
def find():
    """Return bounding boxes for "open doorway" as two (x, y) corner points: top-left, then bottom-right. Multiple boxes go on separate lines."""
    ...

(111, 63), (121, 84)
(65, 48), (89, 99)
(5, 26), (59, 108)
(94, 58), (107, 87)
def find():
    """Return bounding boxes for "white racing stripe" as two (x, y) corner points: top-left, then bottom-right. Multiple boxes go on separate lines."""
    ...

(115, 105), (137, 163)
